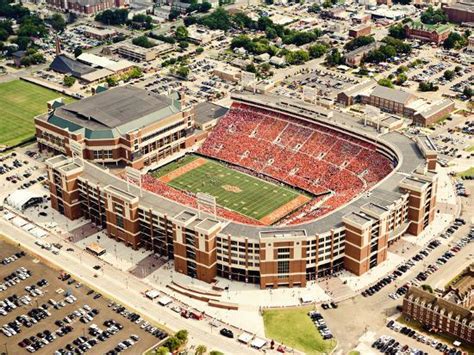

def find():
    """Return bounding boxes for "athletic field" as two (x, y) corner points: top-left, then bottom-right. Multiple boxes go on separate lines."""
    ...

(152, 155), (310, 224)
(0, 80), (75, 148)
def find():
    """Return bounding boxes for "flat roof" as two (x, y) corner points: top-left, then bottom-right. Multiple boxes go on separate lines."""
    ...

(371, 85), (414, 105)
(194, 102), (228, 124)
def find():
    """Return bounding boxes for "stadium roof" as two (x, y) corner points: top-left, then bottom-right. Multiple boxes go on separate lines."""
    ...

(50, 55), (95, 78)
(44, 86), (182, 139)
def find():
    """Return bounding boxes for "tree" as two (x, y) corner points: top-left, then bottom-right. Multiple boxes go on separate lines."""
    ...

(245, 63), (257, 73)
(388, 24), (407, 39)
(195, 345), (207, 355)
(155, 347), (170, 355)
(394, 72), (407, 85)
(175, 25), (189, 41)
(175, 330), (188, 343)
(132, 35), (155, 48)
(443, 32), (468, 50)
(378, 78), (393, 88)
(178, 41), (189, 49)
(308, 43), (328, 58)
(195, 46), (204, 54)
(285, 50), (309, 65)
(344, 36), (374, 51)
(106, 76), (118, 87)
(175, 65), (190, 78)
(200, 1), (212, 12)
(420, 6), (447, 25)
(308, 3), (321, 12)
(127, 67), (142, 79)
(419, 81), (438, 92)
(325, 48), (343, 66)
(63, 75), (76, 87)
(95, 9), (129, 25)
(463, 86), (472, 98)
(421, 284), (433, 293)
(443, 69), (454, 80)
(209, 352), (224, 355)
(49, 13), (66, 32)
(73, 47), (82, 58)
(198, 8), (232, 31)
(169, 9), (180, 21)
(164, 337), (181, 352)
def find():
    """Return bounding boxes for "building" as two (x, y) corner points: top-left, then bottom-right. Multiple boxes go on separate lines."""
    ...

(35, 86), (198, 170)
(404, 22), (452, 44)
(104, 41), (174, 62)
(186, 25), (225, 45)
(445, 264), (474, 309)
(46, 0), (124, 15)
(82, 26), (117, 40)
(76, 53), (134, 74)
(193, 102), (228, 132)
(337, 82), (455, 126)
(42, 93), (439, 288)
(11, 50), (26, 67)
(443, 0), (474, 24)
(403, 287), (473, 345)
(344, 42), (380, 67)
(349, 24), (372, 38)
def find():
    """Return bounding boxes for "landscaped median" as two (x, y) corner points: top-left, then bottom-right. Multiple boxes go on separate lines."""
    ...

(262, 306), (336, 355)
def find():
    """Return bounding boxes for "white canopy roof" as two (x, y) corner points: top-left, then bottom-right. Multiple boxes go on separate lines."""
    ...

(158, 296), (172, 306)
(6, 190), (42, 210)
(12, 216), (28, 227)
(3, 212), (15, 220)
(251, 338), (266, 349)
(238, 333), (253, 344)
(30, 227), (48, 238)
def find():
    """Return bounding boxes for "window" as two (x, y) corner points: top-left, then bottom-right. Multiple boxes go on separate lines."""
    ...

(116, 215), (124, 229)
(277, 260), (289, 278)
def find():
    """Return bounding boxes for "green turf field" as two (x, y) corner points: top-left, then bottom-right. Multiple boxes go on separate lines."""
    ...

(263, 306), (336, 355)
(153, 155), (307, 221)
(0, 80), (75, 148)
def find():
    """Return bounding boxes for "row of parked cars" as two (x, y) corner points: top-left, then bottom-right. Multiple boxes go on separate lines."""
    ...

(2, 306), (51, 338)
(1, 251), (26, 265)
(363, 239), (441, 298)
(455, 181), (469, 197)
(308, 311), (333, 340)
(387, 320), (460, 354)
(372, 335), (428, 355)
(105, 334), (141, 355)
(110, 302), (168, 340)
(1, 266), (32, 291)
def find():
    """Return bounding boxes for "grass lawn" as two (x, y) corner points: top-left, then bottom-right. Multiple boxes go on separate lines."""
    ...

(151, 155), (199, 178)
(456, 167), (474, 178)
(397, 316), (474, 353)
(153, 155), (308, 222)
(0, 80), (75, 148)
(465, 145), (474, 152)
(263, 306), (336, 355)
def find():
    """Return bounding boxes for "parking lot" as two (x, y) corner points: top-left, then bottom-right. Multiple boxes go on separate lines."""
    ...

(0, 239), (166, 355)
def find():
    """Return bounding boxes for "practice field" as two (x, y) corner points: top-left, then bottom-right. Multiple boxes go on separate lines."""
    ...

(152, 155), (310, 224)
(0, 80), (75, 148)
(263, 306), (336, 355)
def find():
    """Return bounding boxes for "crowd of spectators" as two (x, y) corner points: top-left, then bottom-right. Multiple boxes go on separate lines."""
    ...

(199, 103), (393, 224)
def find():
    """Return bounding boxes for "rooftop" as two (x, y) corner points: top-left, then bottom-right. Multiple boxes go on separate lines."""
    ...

(194, 102), (228, 124)
(371, 85), (415, 105)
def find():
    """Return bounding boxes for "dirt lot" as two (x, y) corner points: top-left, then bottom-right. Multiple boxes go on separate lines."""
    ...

(0, 238), (166, 355)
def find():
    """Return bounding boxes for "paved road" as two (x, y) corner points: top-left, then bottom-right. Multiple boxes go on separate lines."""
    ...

(0, 219), (262, 355)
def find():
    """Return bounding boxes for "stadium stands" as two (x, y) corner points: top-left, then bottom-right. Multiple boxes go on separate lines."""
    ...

(199, 103), (393, 224)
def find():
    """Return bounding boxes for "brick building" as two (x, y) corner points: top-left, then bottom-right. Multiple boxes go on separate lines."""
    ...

(35, 87), (200, 170)
(349, 24), (372, 38)
(443, 1), (474, 24)
(404, 22), (452, 44)
(46, 0), (124, 15)
(403, 287), (473, 345)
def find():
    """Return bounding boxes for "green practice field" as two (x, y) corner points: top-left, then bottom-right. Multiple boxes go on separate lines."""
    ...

(263, 306), (336, 355)
(0, 80), (75, 148)
(152, 155), (308, 222)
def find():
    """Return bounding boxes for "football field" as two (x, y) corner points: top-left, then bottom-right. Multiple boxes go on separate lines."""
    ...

(152, 155), (310, 224)
(0, 80), (75, 148)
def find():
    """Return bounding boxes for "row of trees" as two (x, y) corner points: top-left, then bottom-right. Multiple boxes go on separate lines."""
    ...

(95, 9), (129, 26)
(364, 36), (411, 64)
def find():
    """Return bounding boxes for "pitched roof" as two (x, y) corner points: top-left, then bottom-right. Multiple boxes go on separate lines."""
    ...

(50, 55), (95, 78)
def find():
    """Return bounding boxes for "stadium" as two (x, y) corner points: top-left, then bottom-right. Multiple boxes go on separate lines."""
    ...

(41, 88), (439, 288)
